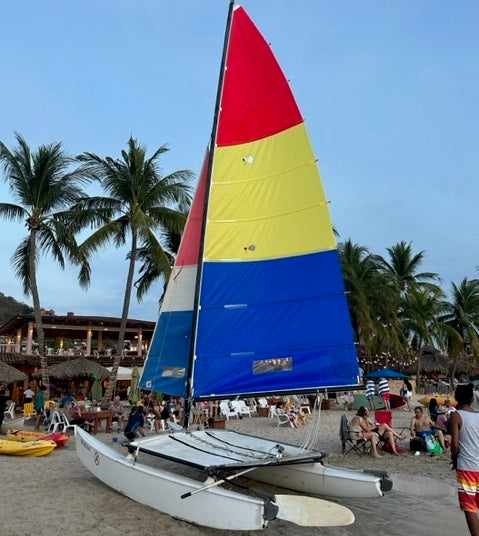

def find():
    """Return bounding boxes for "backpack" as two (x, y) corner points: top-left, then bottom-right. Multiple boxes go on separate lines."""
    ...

(409, 436), (427, 452)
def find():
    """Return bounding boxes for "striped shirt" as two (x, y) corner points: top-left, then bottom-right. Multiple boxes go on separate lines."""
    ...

(378, 378), (390, 396)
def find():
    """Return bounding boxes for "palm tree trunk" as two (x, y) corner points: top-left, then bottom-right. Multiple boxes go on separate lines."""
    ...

(29, 229), (50, 399)
(101, 233), (138, 407)
(415, 339), (423, 395)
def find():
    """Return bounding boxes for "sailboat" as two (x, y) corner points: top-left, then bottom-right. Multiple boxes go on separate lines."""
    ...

(76, 2), (391, 530)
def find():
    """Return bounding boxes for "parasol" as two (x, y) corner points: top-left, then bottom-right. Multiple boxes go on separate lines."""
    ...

(129, 366), (141, 404)
(91, 371), (103, 401)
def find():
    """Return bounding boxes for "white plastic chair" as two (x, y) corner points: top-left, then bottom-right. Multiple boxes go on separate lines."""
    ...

(270, 405), (294, 428)
(219, 401), (239, 419)
(4, 401), (15, 420)
(231, 400), (252, 417)
(45, 410), (63, 433)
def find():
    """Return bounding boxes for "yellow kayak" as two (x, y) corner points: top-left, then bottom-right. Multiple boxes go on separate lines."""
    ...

(417, 395), (457, 407)
(6, 429), (70, 447)
(0, 438), (57, 457)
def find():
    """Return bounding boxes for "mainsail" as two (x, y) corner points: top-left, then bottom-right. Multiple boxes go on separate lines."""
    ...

(141, 4), (360, 400)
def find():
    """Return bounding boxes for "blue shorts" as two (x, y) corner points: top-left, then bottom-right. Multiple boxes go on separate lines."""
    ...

(416, 430), (435, 438)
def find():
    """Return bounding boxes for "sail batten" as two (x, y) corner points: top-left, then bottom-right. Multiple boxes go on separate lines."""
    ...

(140, 4), (360, 402)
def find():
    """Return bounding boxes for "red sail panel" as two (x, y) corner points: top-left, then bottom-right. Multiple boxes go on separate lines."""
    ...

(174, 151), (209, 266)
(217, 6), (303, 147)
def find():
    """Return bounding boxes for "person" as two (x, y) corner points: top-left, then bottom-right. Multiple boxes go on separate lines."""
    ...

(341, 391), (354, 411)
(108, 395), (124, 432)
(124, 406), (146, 440)
(148, 400), (167, 432)
(471, 385), (479, 412)
(60, 391), (74, 407)
(350, 406), (405, 456)
(0, 388), (9, 430)
(428, 397), (439, 422)
(377, 377), (391, 411)
(33, 385), (46, 431)
(450, 383), (479, 535)
(24, 385), (34, 403)
(402, 379), (413, 411)
(437, 406), (452, 438)
(275, 401), (299, 427)
(64, 400), (92, 429)
(443, 398), (457, 415)
(410, 406), (446, 449)
(365, 378), (376, 411)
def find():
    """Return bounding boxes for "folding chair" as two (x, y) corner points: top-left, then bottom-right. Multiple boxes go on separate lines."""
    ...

(339, 414), (369, 456)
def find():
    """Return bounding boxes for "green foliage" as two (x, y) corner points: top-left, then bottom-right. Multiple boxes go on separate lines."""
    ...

(0, 292), (33, 326)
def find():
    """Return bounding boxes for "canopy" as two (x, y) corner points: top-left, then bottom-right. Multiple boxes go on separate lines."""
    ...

(106, 366), (143, 381)
(364, 368), (408, 379)
(0, 361), (28, 383)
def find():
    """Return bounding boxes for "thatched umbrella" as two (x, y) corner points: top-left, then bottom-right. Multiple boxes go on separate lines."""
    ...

(449, 356), (479, 378)
(32, 356), (110, 380)
(0, 361), (28, 384)
(405, 354), (449, 376)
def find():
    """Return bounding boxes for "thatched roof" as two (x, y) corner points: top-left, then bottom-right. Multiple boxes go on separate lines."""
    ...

(32, 356), (110, 380)
(0, 361), (28, 383)
(449, 356), (479, 377)
(405, 354), (450, 375)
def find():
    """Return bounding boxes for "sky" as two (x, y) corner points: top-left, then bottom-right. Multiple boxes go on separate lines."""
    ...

(0, 1), (478, 321)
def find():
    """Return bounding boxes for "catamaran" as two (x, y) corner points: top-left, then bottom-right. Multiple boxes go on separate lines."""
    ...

(76, 2), (391, 530)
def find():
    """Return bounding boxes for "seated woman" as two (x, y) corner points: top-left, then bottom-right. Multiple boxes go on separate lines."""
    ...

(428, 397), (439, 423)
(351, 406), (405, 456)
(276, 401), (299, 427)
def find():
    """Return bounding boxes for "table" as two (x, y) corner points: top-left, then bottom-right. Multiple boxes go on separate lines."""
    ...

(82, 411), (113, 435)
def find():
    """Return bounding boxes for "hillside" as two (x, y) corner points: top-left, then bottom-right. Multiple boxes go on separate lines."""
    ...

(0, 293), (33, 326)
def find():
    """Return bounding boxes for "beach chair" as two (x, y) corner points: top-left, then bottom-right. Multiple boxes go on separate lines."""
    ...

(231, 400), (252, 417)
(4, 401), (15, 420)
(45, 410), (63, 433)
(340, 414), (369, 456)
(375, 410), (392, 426)
(270, 405), (294, 428)
(219, 401), (239, 420)
(22, 402), (36, 420)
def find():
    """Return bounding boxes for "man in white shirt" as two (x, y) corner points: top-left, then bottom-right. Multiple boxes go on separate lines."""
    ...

(24, 386), (34, 403)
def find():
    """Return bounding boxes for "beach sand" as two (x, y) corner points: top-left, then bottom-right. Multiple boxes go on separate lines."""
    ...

(1, 400), (467, 536)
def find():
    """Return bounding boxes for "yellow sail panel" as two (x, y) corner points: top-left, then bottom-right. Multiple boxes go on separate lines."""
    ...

(205, 123), (336, 261)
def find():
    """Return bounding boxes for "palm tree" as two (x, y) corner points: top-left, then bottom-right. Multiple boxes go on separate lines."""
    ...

(375, 240), (440, 294)
(400, 285), (451, 388)
(442, 278), (479, 379)
(0, 133), (88, 396)
(76, 137), (193, 406)
(339, 239), (402, 365)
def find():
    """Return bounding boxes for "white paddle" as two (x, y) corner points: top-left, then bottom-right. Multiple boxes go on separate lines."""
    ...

(274, 494), (355, 527)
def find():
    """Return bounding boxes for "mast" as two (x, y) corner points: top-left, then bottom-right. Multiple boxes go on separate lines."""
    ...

(183, 0), (235, 426)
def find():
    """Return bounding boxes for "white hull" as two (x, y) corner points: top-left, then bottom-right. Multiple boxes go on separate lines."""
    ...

(75, 427), (355, 530)
(1, 417), (24, 435)
(129, 429), (388, 499)
(251, 462), (384, 499)
(75, 427), (267, 530)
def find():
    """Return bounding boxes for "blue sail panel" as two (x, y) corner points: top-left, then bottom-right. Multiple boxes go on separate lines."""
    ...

(200, 250), (345, 305)
(193, 346), (358, 398)
(192, 251), (359, 398)
(140, 310), (193, 397)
